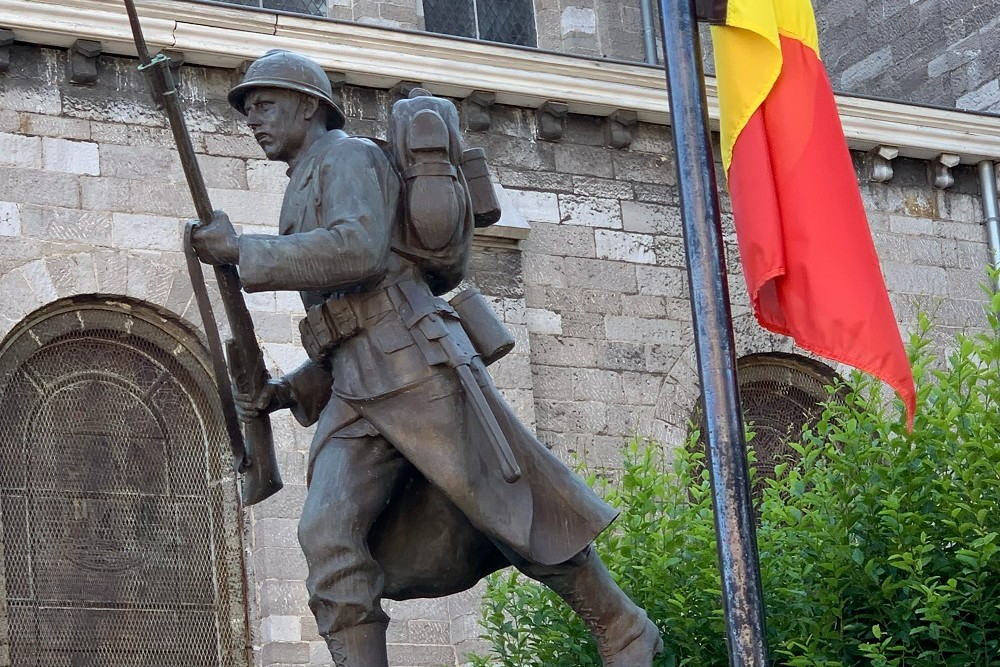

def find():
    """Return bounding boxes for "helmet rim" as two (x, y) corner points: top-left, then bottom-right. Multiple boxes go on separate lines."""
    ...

(228, 51), (347, 130)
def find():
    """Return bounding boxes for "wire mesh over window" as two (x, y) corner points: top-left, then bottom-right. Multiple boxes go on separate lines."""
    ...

(0, 299), (249, 667)
(424, 0), (537, 47)
(691, 353), (842, 503)
(210, 0), (326, 17)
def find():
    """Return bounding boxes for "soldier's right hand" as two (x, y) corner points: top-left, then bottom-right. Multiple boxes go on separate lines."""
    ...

(191, 209), (240, 266)
(234, 378), (294, 422)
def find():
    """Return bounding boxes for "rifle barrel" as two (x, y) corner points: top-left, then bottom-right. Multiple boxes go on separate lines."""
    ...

(123, 0), (152, 65)
(123, 0), (283, 504)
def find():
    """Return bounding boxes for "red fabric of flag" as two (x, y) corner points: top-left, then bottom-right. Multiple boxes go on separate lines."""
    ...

(715, 6), (916, 426)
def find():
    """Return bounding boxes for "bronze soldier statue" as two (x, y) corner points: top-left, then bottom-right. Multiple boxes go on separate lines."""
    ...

(191, 49), (662, 667)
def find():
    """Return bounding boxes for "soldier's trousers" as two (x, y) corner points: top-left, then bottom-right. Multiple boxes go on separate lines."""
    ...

(297, 425), (589, 638)
(298, 430), (405, 635)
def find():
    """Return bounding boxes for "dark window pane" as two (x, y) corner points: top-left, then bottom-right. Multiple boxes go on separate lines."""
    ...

(206, 0), (326, 17)
(424, 0), (477, 39)
(263, 0), (326, 16)
(477, 0), (536, 47)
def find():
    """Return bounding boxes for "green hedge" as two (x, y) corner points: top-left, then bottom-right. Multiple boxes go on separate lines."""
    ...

(472, 286), (999, 666)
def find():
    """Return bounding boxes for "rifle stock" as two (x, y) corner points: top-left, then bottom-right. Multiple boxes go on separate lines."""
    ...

(227, 340), (282, 505)
(125, 0), (282, 505)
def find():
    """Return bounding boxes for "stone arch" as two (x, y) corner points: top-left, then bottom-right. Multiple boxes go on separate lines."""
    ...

(0, 295), (250, 666)
(0, 248), (210, 343)
(735, 352), (842, 488)
(687, 351), (842, 502)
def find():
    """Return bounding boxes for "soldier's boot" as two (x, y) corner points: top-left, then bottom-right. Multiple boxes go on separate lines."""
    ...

(536, 548), (663, 667)
(323, 623), (389, 667)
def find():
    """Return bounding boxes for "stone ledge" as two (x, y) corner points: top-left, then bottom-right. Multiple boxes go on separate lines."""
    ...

(2, 0), (999, 164)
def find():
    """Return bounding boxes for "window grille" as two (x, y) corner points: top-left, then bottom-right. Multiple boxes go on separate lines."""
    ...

(0, 299), (250, 666)
(691, 353), (843, 504)
(423, 0), (537, 47)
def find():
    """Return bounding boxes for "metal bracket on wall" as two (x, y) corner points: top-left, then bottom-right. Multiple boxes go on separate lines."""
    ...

(605, 109), (639, 149)
(932, 153), (961, 189)
(156, 50), (185, 90)
(0, 29), (13, 74)
(69, 39), (102, 85)
(868, 145), (899, 183)
(464, 90), (496, 131)
(537, 101), (568, 141)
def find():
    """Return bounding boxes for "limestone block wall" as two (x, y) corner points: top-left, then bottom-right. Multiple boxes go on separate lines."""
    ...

(0, 41), (994, 666)
(815, 0), (1000, 111)
(468, 108), (994, 471)
(294, 0), (652, 61)
(326, 0), (425, 31)
(532, 0), (651, 62)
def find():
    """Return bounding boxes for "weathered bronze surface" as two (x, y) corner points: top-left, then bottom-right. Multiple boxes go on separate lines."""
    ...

(190, 49), (663, 667)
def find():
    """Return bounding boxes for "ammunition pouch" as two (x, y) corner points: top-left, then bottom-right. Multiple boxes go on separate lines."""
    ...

(298, 295), (362, 364)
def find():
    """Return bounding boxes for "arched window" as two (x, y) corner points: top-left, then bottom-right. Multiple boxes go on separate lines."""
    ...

(0, 297), (250, 666)
(692, 352), (842, 501)
(737, 353), (841, 489)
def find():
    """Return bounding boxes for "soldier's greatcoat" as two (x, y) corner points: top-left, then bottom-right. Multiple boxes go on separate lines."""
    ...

(238, 129), (617, 600)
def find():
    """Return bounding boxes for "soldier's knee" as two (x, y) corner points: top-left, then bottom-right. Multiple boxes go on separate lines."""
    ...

(298, 500), (366, 558)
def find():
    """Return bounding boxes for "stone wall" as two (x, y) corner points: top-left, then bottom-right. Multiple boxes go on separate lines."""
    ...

(326, 0), (424, 31)
(241, 0), (1000, 110)
(815, 0), (1000, 111)
(0, 40), (994, 666)
(533, 0), (651, 61)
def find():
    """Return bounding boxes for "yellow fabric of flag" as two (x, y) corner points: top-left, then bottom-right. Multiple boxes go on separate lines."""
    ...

(712, 0), (820, 171)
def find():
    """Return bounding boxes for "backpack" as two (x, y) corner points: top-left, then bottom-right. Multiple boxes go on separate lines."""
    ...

(387, 89), (500, 295)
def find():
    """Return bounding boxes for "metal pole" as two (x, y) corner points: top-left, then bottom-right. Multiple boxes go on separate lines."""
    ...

(640, 0), (659, 64)
(655, 1), (770, 665)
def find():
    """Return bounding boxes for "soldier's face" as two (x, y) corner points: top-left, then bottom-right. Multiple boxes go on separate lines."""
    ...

(244, 88), (309, 163)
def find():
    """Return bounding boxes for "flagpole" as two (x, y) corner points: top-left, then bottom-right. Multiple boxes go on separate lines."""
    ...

(655, 1), (770, 665)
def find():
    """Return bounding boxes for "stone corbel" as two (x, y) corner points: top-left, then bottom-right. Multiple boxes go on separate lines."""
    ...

(155, 50), (185, 89)
(464, 90), (496, 131)
(327, 70), (346, 109)
(390, 80), (422, 102)
(537, 101), (568, 141)
(160, 50), (184, 72)
(69, 39), (101, 85)
(932, 153), (961, 189)
(867, 145), (898, 183)
(605, 109), (638, 149)
(0, 29), (14, 74)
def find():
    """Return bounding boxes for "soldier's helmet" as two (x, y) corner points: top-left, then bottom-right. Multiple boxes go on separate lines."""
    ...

(228, 49), (346, 130)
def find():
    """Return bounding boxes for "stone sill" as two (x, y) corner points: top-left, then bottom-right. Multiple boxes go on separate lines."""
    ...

(2, 0), (1000, 165)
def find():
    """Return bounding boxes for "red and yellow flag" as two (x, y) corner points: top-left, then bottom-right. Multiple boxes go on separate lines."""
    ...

(706, 0), (916, 425)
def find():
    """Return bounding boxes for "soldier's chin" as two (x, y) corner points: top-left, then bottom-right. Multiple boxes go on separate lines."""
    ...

(260, 143), (281, 160)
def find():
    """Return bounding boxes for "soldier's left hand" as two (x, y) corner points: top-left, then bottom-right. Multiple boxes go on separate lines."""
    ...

(191, 209), (240, 265)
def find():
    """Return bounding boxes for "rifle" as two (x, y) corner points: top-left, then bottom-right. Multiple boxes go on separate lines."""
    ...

(124, 0), (282, 505)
